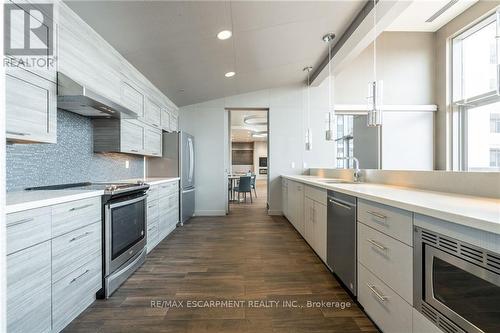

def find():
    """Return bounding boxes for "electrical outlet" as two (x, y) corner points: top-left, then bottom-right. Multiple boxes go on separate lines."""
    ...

(291, 162), (295, 169)
(125, 160), (130, 169)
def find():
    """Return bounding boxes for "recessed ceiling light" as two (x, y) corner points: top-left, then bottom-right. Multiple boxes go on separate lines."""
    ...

(225, 71), (235, 78)
(217, 30), (232, 40)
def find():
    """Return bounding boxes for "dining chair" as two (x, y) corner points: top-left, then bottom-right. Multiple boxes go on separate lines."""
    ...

(233, 176), (252, 203)
(250, 174), (257, 198)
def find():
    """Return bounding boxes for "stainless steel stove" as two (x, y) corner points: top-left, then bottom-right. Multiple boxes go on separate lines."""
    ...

(27, 180), (150, 298)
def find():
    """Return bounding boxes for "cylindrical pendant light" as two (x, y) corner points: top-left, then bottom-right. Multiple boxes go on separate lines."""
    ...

(367, 0), (383, 127)
(303, 66), (313, 151)
(323, 32), (336, 141)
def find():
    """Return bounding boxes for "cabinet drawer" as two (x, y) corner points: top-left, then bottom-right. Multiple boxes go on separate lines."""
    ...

(358, 263), (412, 333)
(6, 206), (51, 254)
(52, 197), (101, 237)
(147, 198), (159, 221)
(358, 199), (413, 245)
(52, 255), (101, 333)
(159, 181), (178, 197)
(6, 69), (57, 143)
(358, 222), (413, 304)
(159, 192), (179, 214)
(7, 241), (51, 333)
(305, 185), (326, 204)
(52, 222), (101, 283)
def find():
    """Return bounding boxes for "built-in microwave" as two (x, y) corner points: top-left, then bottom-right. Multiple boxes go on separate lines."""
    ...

(414, 227), (500, 333)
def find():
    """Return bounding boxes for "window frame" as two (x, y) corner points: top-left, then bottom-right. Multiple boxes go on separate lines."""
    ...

(450, 10), (500, 171)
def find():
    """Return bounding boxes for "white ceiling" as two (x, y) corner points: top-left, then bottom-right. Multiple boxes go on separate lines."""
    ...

(386, 0), (478, 32)
(65, 1), (365, 106)
(230, 110), (267, 142)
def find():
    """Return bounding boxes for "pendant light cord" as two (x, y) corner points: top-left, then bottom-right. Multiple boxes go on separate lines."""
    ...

(373, 0), (377, 82)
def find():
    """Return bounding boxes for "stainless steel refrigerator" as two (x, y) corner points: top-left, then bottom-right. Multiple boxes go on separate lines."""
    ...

(147, 131), (195, 224)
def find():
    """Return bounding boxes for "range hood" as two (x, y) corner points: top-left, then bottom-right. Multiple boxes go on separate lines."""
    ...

(57, 72), (137, 119)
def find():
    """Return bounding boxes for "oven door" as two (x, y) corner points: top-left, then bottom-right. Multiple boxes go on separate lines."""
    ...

(424, 245), (500, 333)
(105, 194), (147, 275)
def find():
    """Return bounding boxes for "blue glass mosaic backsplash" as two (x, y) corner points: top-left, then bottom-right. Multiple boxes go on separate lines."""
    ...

(6, 110), (144, 192)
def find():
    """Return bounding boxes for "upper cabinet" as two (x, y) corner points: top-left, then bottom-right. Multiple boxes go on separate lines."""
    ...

(5, 0), (179, 151)
(6, 69), (57, 143)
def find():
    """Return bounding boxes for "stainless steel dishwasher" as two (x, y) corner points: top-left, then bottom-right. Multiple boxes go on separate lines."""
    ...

(327, 190), (357, 296)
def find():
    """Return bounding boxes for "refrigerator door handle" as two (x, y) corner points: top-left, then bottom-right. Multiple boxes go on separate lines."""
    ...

(188, 137), (194, 183)
(182, 188), (195, 193)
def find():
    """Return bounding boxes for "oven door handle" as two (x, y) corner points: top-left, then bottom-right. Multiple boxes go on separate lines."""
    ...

(108, 195), (147, 209)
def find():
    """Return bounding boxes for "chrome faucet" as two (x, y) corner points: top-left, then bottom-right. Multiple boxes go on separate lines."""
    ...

(336, 157), (361, 182)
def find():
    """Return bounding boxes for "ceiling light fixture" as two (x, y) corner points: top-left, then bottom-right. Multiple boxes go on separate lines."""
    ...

(217, 30), (232, 40)
(303, 66), (313, 151)
(367, 0), (383, 127)
(243, 115), (267, 126)
(252, 131), (267, 138)
(323, 32), (336, 141)
(225, 71), (235, 78)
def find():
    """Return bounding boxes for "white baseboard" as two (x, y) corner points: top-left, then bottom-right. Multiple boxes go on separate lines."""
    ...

(268, 210), (283, 216)
(194, 210), (226, 216)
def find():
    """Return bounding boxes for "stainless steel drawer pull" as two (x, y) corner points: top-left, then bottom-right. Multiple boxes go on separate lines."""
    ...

(130, 149), (139, 152)
(367, 211), (387, 220)
(69, 203), (93, 212)
(366, 284), (388, 301)
(69, 231), (92, 242)
(329, 199), (352, 210)
(7, 131), (30, 136)
(8, 217), (35, 227)
(366, 239), (387, 251)
(70, 269), (90, 284)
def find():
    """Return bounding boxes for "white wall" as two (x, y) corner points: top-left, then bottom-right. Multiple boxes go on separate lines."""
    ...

(180, 82), (336, 215)
(334, 31), (435, 105)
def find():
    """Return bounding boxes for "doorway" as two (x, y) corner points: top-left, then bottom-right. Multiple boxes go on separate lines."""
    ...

(225, 108), (269, 214)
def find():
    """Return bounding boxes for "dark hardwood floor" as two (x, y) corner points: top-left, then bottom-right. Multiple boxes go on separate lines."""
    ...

(64, 180), (378, 333)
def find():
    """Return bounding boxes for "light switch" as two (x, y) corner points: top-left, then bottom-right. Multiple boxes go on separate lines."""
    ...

(291, 162), (295, 169)
(125, 160), (130, 169)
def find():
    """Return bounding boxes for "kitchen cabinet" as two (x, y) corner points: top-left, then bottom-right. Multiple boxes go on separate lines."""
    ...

(6, 69), (57, 143)
(7, 241), (52, 333)
(93, 118), (162, 157)
(145, 97), (162, 129)
(120, 81), (144, 118)
(281, 178), (289, 218)
(170, 113), (179, 132)
(58, 2), (122, 106)
(161, 108), (171, 131)
(287, 181), (305, 236)
(304, 188), (327, 262)
(6, 196), (103, 333)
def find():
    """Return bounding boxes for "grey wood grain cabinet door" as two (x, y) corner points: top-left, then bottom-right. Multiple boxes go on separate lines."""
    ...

(121, 119), (145, 154)
(145, 97), (162, 129)
(6, 69), (57, 143)
(7, 241), (51, 333)
(144, 126), (162, 157)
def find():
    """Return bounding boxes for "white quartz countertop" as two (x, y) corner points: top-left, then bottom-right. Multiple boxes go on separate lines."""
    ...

(6, 189), (104, 214)
(6, 177), (180, 214)
(282, 175), (500, 235)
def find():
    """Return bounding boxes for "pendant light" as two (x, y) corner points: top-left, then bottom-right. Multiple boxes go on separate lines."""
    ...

(323, 32), (336, 141)
(367, 0), (383, 127)
(303, 66), (313, 151)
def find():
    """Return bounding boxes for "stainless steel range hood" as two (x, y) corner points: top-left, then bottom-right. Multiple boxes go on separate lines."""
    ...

(57, 72), (137, 119)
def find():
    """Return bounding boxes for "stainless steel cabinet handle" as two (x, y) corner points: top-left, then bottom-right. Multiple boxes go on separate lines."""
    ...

(130, 149), (139, 152)
(366, 284), (388, 301)
(69, 231), (92, 242)
(329, 198), (352, 210)
(8, 217), (35, 227)
(367, 211), (387, 220)
(69, 203), (93, 212)
(70, 269), (90, 284)
(366, 239), (387, 251)
(7, 131), (30, 136)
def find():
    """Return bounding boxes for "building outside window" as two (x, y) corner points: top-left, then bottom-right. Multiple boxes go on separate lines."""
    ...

(451, 11), (500, 171)
(332, 115), (353, 168)
(490, 148), (500, 168)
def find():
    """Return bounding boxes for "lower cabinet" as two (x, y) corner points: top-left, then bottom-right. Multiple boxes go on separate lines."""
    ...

(7, 241), (52, 333)
(287, 181), (304, 235)
(6, 196), (103, 333)
(146, 181), (179, 252)
(358, 263), (413, 333)
(304, 197), (327, 262)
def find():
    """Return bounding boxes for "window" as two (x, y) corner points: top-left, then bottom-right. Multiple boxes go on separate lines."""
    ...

(331, 115), (353, 168)
(452, 12), (500, 171)
(491, 113), (500, 133)
(490, 148), (500, 168)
